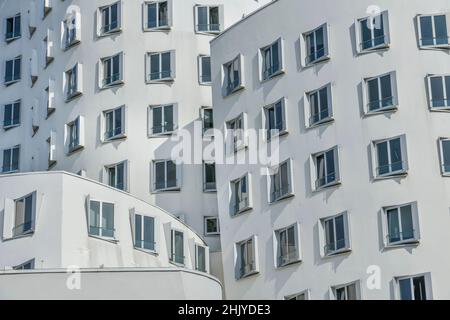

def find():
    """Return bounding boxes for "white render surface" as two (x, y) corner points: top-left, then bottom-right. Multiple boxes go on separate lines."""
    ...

(211, 0), (450, 299)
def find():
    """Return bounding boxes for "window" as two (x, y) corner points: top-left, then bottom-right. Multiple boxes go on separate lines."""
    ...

(384, 203), (419, 246)
(261, 38), (283, 80)
(65, 64), (82, 100)
(2, 146), (20, 173)
(100, 2), (121, 35)
(43, 0), (52, 18)
(5, 14), (21, 41)
(439, 138), (450, 175)
(236, 237), (257, 279)
(13, 192), (35, 237)
(145, 1), (169, 30)
(195, 244), (207, 272)
(332, 281), (360, 300)
(275, 224), (300, 267)
(357, 11), (390, 52)
(230, 174), (251, 216)
(102, 53), (123, 87)
(3, 101), (20, 129)
(226, 113), (246, 152)
(418, 14), (450, 48)
(374, 136), (407, 178)
(303, 23), (329, 66)
(285, 291), (309, 300)
(202, 161), (216, 192)
(147, 51), (174, 82)
(45, 79), (56, 116)
(365, 72), (397, 113)
(43, 30), (54, 66)
(195, 5), (222, 34)
(5, 56), (21, 85)
(133, 214), (155, 252)
(13, 259), (35, 270)
(148, 104), (176, 135)
(47, 131), (57, 168)
(104, 106), (125, 141)
(201, 107), (214, 135)
(313, 146), (340, 190)
(397, 274), (430, 300)
(223, 55), (243, 96)
(105, 161), (127, 191)
(322, 212), (350, 256)
(63, 11), (80, 49)
(88, 200), (115, 239)
(269, 160), (293, 203)
(198, 55), (211, 84)
(153, 160), (180, 192)
(427, 75), (450, 110)
(204, 216), (220, 236)
(66, 116), (84, 153)
(264, 98), (287, 139)
(307, 84), (333, 127)
(170, 229), (184, 265)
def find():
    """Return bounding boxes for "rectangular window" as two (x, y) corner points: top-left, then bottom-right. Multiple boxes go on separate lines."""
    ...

(47, 130), (56, 168)
(3, 101), (21, 129)
(12, 193), (34, 237)
(384, 203), (419, 246)
(439, 138), (450, 174)
(147, 51), (174, 81)
(43, 30), (54, 66)
(226, 113), (246, 152)
(199, 55), (211, 84)
(195, 244), (207, 272)
(5, 14), (21, 41)
(285, 291), (309, 300)
(398, 275), (429, 300)
(89, 200), (115, 239)
(104, 106), (125, 140)
(195, 5), (221, 33)
(365, 72), (397, 113)
(223, 55), (242, 95)
(100, 2), (120, 34)
(418, 14), (449, 48)
(308, 84), (333, 126)
(67, 116), (84, 153)
(323, 212), (350, 256)
(65, 64), (81, 100)
(102, 53), (123, 87)
(146, 1), (169, 29)
(134, 214), (155, 251)
(106, 161), (127, 191)
(149, 104), (175, 135)
(427, 75), (450, 109)
(333, 282), (360, 300)
(153, 160), (179, 191)
(231, 174), (250, 215)
(64, 13), (79, 48)
(43, 0), (52, 18)
(304, 24), (329, 65)
(358, 12), (390, 52)
(5, 56), (21, 84)
(261, 38), (283, 80)
(203, 162), (216, 192)
(201, 107), (214, 135)
(270, 160), (293, 203)
(275, 224), (299, 267)
(170, 229), (184, 265)
(204, 216), (220, 236)
(313, 147), (339, 190)
(2, 145), (20, 173)
(264, 99), (286, 139)
(374, 136), (407, 177)
(13, 259), (35, 270)
(237, 237), (256, 279)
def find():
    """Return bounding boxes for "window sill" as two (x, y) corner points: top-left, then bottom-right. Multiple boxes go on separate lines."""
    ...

(304, 55), (331, 69)
(429, 106), (450, 113)
(103, 134), (127, 143)
(169, 260), (185, 268)
(4, 79), (20, 86)
(101, 80), (124, 90)
(269, 193), (295, 204)
(65, 92), (82, 103)
(374, 171), (408, 181)
(67, 145), (84, 155)
(98, 28), (122, 38)
(276, 258), (302, 269)
(261, 69), (285, 83)
(146, 78), (175, 84)
(419, 44), (450, 50)
(5, 36), (21, 43)
(143, 26), (171, 32)
(195, 30), (222, 36)
(323, 248), (352, 259)
(267, 130), (289, 141)
(3, 124), (20, 130)
(134, 247), (158, 256)
(223, 85), (245, 98)
(384, 240), (420, 250)
(231, 206), (252, 218)
(152, 187), (181, 194)
(203, 189), (217, 193)
(237, 270), (259, 280)
(148, 131), (176, 138)
(63, 39), (81, 51)
(205, 232), (220, 237)
(308, 117), (334, 129)
(199, 81), (212, 86)
(314, 181), (341, 192)
(88, 235), (119, 244)
(3, 231), (34, 242)
(357, 44), (390, 55)
(364, 105), (398, 116)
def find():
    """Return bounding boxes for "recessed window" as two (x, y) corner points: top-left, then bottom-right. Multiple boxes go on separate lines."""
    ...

(204, 216), (220, 236)
(13, 193), (35, 237)
(203, 161), (216, 192)
(332, 281), (360, 300)
(357, 11), (390, 52)
(275, 224), (300, 267)
(364, 72), (397, 113)
(43, 30), (54, 67)
(88, 200), (115, 239)
(47, 131), (56, 168)
(153, 160), (180, 192)
(13, 259), (35, 270)
(223, 55), (243, 96)
(145, 1), (169, 30)
(226, 113), (246, 152)
(236, 236), (258, 279)
(5, 14), (21, 42)
(230, 174), (251, 216)
(3, 101), (21, 129)
(269, 159), (293, 203)
(63, 11), (80, 49)
(101, 53), (123, 88)
(195, 244), (207, 272)
(103, 106), (126, 141)
(373, 136), (407, 178)
(105, 161), (127, 191)
(148, 104), (176, 136)
(313, 146), (340, 190)
(303, 23), (330, 66)
(384, 203), (419, 246)
(65, 64), (82, 101)
(147, 51), (175, 82)
(170, 229), (184, 265)
(307, 84), (333, 127)
(397, 274), (431, 300)
(133, 214), (155, 252)
(198, 55), (212, 84)
(264, 98), (287, 139)
(439, 138), (450, 175)
(427, 75), (450, 110)
(66, 116), (84, 153)
(195, 5), (222, 34)
(418, 14), (449, 49)
(201, 107), (214, 136)
(2, 145), (20, 174)
(45, 79), (56, 117)
(322, 212), (350, 256)
(43, 0), (52, 18)
(100, 2), (121, 35)
(260, 38), (283, 80)
(5, 56), (21, 85)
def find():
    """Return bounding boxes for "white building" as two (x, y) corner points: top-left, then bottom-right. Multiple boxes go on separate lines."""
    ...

(211, 0), (450, 299)
(0, 0), (270, 296)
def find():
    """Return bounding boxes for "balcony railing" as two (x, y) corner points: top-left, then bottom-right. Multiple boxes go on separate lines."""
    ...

(101, 21), (119, 34)
(324, 238), (348, 255)
(270, 185), (291, 202)
(226, 79), (241, 95)
(315, 172), (337, 189)
(368, 96), (396, 112)
(135, 240), (156, 251)
(204, 181), (216, 191)
(12, 221), (33, 237)
(5, 31), (21, 41)
(310, 109), (331, 126)
(361, 34), (387, 50)
(305, 47), (326, 65)
(170, 253), (185, 265)
(240, 262), (255, 278)
(89, 226), (115, 238)
(103, 73), (122, 87)
(154, 179), (179, 192)
(278, 251), (298, 267)
(1, 164), (19, 174)
(233, 198), (250, 215)
(386, 230), (417, 245)
(376, 161), (406, 177)
(431, 98), (450, 109)
(197, 23), (220, 33)
(262, 63), (281, 80)
(420, 36), (450, 47)
(3, 118), (20, 128)
(150, 123), (176, 135)
(148, 70), (173, 81)
(104, 127), (123, 140)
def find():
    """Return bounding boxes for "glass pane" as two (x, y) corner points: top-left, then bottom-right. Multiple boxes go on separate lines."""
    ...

(174, 231), (184, 264)
(430, 76), (445, 107)
(112, 55), (120, 80)
(279, 230), (287, 260)
(3, 149), (11, 172)
(164, 105), (174, 132)
(399, 279), (412, 300)
(336, 287), (346, 300)
(326, 150), (336, 183)
(143, 216), (155, 250)
(442, 140), (450, 172)
(152, 107), (162, 134)
(390, 138), (403, 172)
(135, 214), (142, 248)
(280, 162), (289, 194)
(316, 154), (325, 185)
(275, 102), (283, 130)
(271, 41), (280, 72)
(387, 208), (400, 243)
(380, 74), (393, 106)
(209, 7), (219, 31)
(361, 18), (372, 49)
(15, 58), (20, 79)
(287, 226), (296, 257)
(102, 202), (114, 238)
(167, 161), (177, 188)
(319, 87), (329, 117)
(420, 16), (433, 46)
(197, 7), (207, 31)
(400, 205), (414, 240)
(108, 167), (116, 187)
(159, 1), (168, 26)
(150, 54), (160, 80)
(203, 109), (213, 129)
(110, 3), (118, 29)
(5, 60), (13, 81)
(413, 276), (427, 300)
(24, 195), (33, 231)
(155, 162), (166, 189)
(205, 163), (216, 184)
(335, 215), (345, 250)
(310, 92), (319, 123)
(14, 16), (21, 36)
(116, 163), (124, 190)
(206, 218), (218, 233)
(147, 3), (157, 28)
(114, 108), (122, 135)
(346, 283), (357, 300)
(89, 201), (100, 236)
(161, 52), (171, 78)
(373, 15), (385, 46)
(6, 18), (13, 34)
(197, 246), (206, 271)
(4, 105), (12, 126)
(13, 103), (20, 124)
(377, 141), (389, 175)
(434, 15), (448, 45)
(368, 78), (380, 110)
(315, 27), (324, 59)
(201, 57), (211, 82)
(325, 219), (335, 252)
(12, 147), (19, 170)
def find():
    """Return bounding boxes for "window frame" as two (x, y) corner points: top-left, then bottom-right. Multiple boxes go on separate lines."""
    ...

(383, 202), (420, 247)
(274, 223), (301, 268)
(146, 50), (175, 83)
(356, 11), (391, 54)
(103, 105), (126, 142)
(194, 4), (223, 35)
(87, 198), (116, 241)
(198, 55), (212, 85)
(306, 83), (334, 128)
(5, 13), (21, 42)
(2, 145), (20, 174)
(13, 259), (35, 270)
(268, 159), (294, 203)
(152, 159), (181, 192)
(104, 160), (128, 191)
(62, 10), (81, 49)
(147, 103), (177, 136)
(321, 212), (351, 257)
(417, 14), (450, 49)
(331, 280), (361, 300)
(195, 243), (207, 273)
(170, 228), (185, 266)
(372, 135), (408, 179)
(263, 98), (288, 140)
(12, 192), (36, 238)
(395, 273), (432, 300)
(226, 113), (247, 153)
(201, 106), (214, 137)
(101, 52), (124, 88)
(235, 235), (259, 280)
(132, 212), (157, 253)
(66, 116), (85, 154)
(203, 161), (216, 192)
(302, 23), (330, 67)
(284, 290), (310, 300)
(363, 71), (398, 115)
(260, 38), (284, 81)
(222, 54), (244, 97)
(143, 0), (171, 31)
(3, 100), (21, 129)
(230, 173), (252, 216)
(439, 137), (450, 176)
(98, 1), (122, 36)
(204, 216), (220, 236)
(312, 146), (341, 191)
(427, 74), (450, 111)
(4, 56), (21, 85)
(65, 63), (83, 101)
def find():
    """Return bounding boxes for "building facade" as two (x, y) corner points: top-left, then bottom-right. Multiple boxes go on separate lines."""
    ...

(211, 0), (450, 299)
